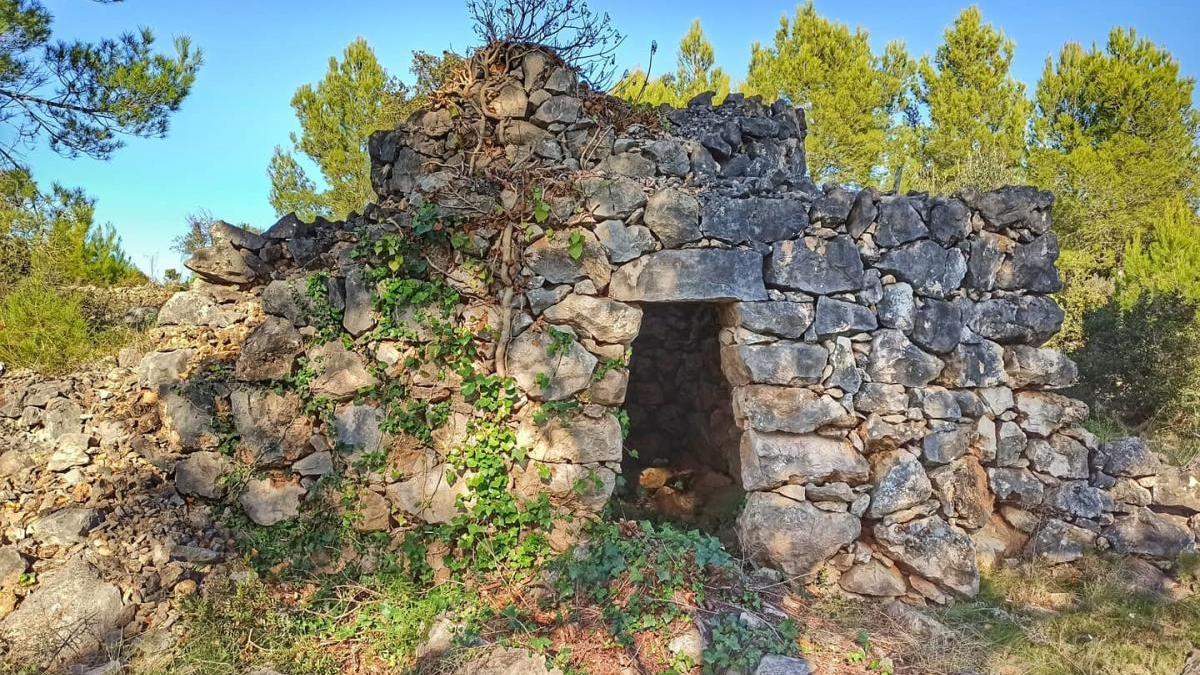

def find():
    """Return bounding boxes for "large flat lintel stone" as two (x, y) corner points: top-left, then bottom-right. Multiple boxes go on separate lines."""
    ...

(609, 249), (767, 302)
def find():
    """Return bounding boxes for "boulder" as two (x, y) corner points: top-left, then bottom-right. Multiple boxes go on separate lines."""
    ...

(968, 296), (1063, 346)
(1046, 481), (1107, 519)
(646, 140), (690, 176)
(334, 403), (389, 461)
(754, 655), (814, 675)
(739, 492), (861, 577)
(587, 368), (628, 406)
(827, 337), (862, 393)
(810, 186), (854, 224)
(342, 268), (376, 337)
(876, 240), (966, 297)
(964, 186), (1052, 231)
(839, 560), (907, 597)
(1151, 466), (1200, 512)
(726, 301), (814, 339)
(702, 195), (808, 244)
(987, 468), (1045, 507)
(532, 95), (581, 125)
(733, 385), (845, 434)
(867, 449), (932, 518)
(644, 189), (702, 247)
(1003, 346), (1077, 389)
(523, 413), (622, 464)
(507, 328), (597, 401)
(159, 387), (216, 451)
(239, 478), (306, 526)
(995, 420), (1026, 466)
(137, 349), (193, 392)
(878, 282), (916, 331)
(185, 241), (265, 286)
(1095, 437), (1160, 478)
(845, 188), (878, 237)
(1106, 508), (1195, 559)
(1026, 519), (1097, 564)
(235, 317), (303, 381)
(935, 341), (1007, 388)
(580, 176), (645, 220)
(813, 296), (877, 336)
(261, 277), (316, 326)
(873, 515), (979, 596)
(722, 342), (828, 386)
(387, 465), (467, 524)
(601, 152), (655, 177)
(610, 249), (767, 302)
(855, 383), (909, 414)
(1026, 435), (1089, 479)
(174, 452), (232, 499)
(996, 234), (1061, 293)
(928, 198), (970, 244)
(307, 340), (378, 400)
(765, 236), (864, 295)
(28, 508), (98, 546)
(0, 559), (123, 665)
(866, 330), (944, 386)
(451, 646), (563, 675)
(929, 457), (993, 529)
(911, 299), (962, 354)
(157, 291), (237, 327)
(875, 197), (928, 247)
(593, 220), (656, 263)
(294, 451), (334, 476)
(542, 295), (642, 344)
(47, 434), (91, 474)
(1016, 391), (1088, 437)
(739, 430), (869, 490)
(524, 227), (610, 289)
(965, 231), (1012, 290)
(230, 388), (312, 464)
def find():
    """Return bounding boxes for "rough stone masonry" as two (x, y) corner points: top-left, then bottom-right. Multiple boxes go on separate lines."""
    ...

(366, 49), (1199, 601)
(75, 44), (1199, 617)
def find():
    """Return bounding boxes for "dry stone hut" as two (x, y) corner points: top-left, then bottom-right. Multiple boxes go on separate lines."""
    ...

(172, 44), (1197, 602)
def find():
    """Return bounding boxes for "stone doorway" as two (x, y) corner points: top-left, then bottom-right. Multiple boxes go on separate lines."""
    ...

(619, 302), (745, 532)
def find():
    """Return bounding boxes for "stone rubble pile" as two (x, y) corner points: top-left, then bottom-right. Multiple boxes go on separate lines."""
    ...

(2, 42), (1198, 670)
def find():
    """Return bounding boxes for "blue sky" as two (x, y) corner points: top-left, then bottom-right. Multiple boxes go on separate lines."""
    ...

(27, 0), (1200, 275)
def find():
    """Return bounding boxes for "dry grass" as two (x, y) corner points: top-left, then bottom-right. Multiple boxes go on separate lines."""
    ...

(781, 556), (1200, 675)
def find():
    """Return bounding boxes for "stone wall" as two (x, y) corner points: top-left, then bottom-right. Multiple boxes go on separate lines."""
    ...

(166, 46), (1200, 604)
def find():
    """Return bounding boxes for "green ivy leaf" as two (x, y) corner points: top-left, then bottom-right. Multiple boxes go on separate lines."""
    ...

(567, 231), (585, 260)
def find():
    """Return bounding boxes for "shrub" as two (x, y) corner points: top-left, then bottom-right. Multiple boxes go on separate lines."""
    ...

(1071, 292), (1200, 461)
(0, 278), (132, 373)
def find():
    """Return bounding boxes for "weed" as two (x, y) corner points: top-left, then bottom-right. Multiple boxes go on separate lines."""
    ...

(703, 612), (799, 675)
(304, 272), (345, 343)
(546, 325), (574, 356)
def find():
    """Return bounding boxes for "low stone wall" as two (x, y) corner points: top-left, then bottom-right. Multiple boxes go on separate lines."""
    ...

(165, 46), (1200, 603)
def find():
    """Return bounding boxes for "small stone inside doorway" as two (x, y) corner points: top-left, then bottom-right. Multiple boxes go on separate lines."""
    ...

(618, 302), (744, 534)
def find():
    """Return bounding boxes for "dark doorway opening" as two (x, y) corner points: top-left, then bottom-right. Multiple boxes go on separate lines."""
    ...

(619, 303), (744, 533)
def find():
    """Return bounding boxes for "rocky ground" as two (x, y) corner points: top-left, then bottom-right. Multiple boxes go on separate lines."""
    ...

(0, 287), (254, 671)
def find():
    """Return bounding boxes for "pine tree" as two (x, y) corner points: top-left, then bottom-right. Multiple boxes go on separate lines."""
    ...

(1031, 28), (1200, 275)
(916, 7), (1030, 191)
(268, 38), (410, 221)
(0, 169), (143, 291)
(0, 0), (201, 168)
(612, 20), (729, 108)
(1121, 200), (1200, 305)
(742, 2), (909, 185)
(674, 20), (731, 104)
